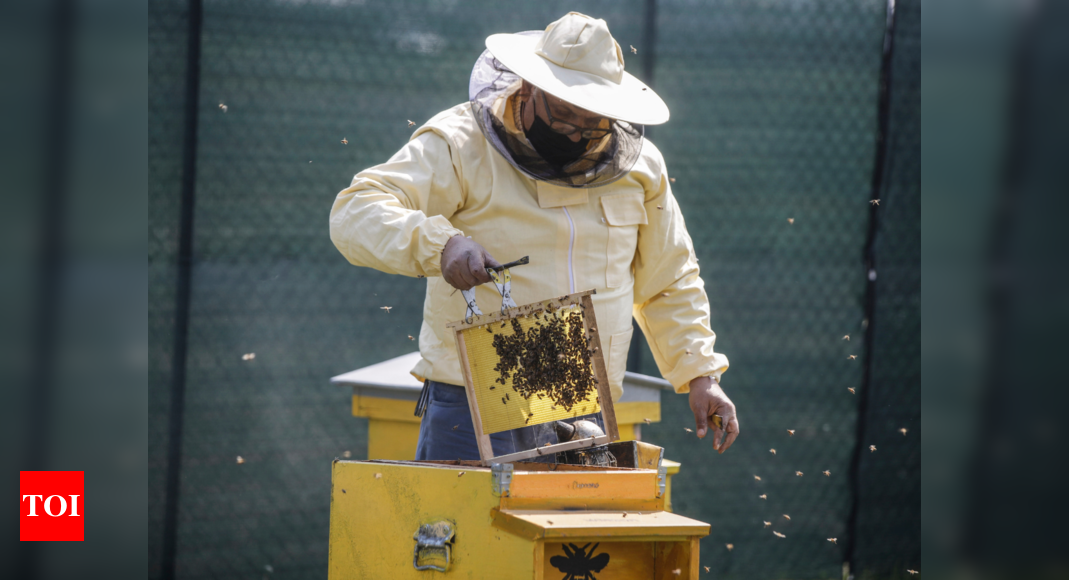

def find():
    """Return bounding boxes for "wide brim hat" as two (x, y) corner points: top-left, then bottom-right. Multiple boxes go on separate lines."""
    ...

(484, 12), (670, 126)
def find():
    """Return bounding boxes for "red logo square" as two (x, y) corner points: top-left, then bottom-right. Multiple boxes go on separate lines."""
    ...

(20, 471), (84, 541)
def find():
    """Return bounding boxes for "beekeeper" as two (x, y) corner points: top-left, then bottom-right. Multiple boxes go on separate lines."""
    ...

(330, 12), (739, 460)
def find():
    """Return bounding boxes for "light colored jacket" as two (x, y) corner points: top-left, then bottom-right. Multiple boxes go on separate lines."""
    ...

(329, 102), (728, 401)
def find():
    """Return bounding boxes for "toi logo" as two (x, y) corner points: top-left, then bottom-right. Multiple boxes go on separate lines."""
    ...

(20, 471), (84, 541)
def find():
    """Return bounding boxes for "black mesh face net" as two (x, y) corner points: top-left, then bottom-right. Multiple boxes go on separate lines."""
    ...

(469, 32), (644, 189)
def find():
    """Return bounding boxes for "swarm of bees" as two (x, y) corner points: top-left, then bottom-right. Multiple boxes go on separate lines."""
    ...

(490, 309), (597, 410)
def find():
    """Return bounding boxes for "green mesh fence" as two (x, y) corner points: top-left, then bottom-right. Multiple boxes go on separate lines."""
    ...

(149, 1), (919, 578)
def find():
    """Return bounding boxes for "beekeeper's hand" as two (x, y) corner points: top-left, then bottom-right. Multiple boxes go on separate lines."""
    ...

(441, 235), (502, 291)
(688, 376), (739, 453)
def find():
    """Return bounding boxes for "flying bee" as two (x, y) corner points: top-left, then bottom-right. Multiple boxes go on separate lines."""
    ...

(630, 45), (638, 54)
(828, 538), (837, 544)
(764, 521), (771, 527)
(380, 306), (392, 313)
(843, 335), (850, 340)
(788, 218), (794, 224)
(341, 138), (348, 144)
(783, 514), (790, 520)
(408, 120), (416, 127)
(773, 531), (785, 538)
(795, 471), (803, 477)
(848, 388), (856, 394)
(759, 494), (767, 500)
(848, 354), (857, 360)
(900, 428), (908, 436)
(770, 449), (776, 455)
(823, 470), (831, 476)
(871, 199), (880, 205)
(870, 445), (877, 452)
(754, 475), (761, 481)
(725, 544), (734, 551)
(787, 430), (795, 436)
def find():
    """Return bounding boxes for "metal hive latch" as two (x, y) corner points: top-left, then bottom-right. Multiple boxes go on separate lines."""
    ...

(657, 465), (667, 498)
(412, 521), (455, 572)
(491, 463), (513, 497)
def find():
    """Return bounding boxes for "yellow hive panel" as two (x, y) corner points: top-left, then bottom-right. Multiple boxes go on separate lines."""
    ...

(462, 304), (601, 435)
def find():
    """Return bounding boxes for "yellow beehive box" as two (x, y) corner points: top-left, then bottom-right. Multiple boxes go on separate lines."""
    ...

(328, 457), (709, 579)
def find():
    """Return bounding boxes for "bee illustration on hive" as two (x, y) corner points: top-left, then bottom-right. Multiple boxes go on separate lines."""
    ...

(549, 542), (610, 580)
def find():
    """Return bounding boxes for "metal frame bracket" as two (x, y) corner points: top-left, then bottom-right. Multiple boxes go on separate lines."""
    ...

(657, 464), (667, 498)
(491, 463), (513, 497)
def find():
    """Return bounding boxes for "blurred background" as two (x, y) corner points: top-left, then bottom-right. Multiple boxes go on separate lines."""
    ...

(1, 0), (1064, 579)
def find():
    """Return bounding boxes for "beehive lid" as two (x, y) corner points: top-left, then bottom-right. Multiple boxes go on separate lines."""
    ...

(492, 509), (709, 540)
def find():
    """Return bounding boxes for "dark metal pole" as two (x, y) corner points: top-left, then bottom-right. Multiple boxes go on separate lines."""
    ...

(845, 0), (898, 572)
(15, 1), (74, 577)
(160, 0), (203, 578)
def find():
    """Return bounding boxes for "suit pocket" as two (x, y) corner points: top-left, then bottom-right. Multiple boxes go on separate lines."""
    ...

(601, 193), (647, 289)
(607, 327), (634, 394)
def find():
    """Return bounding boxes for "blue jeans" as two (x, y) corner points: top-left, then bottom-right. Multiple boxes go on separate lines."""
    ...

(413, 380), (604, 462)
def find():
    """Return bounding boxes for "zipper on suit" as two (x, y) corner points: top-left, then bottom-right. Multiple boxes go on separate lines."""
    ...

(561, 207), (576, 293)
